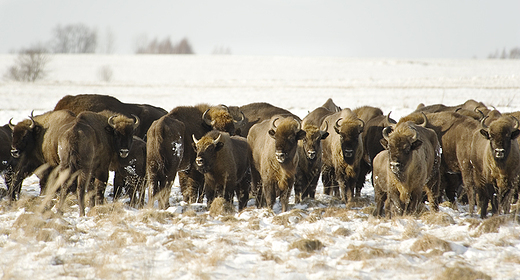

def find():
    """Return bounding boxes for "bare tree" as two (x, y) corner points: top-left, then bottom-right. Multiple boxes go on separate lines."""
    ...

(488, 47), (520, 59)
(99, 27), (116, 54)
(52, 23), (97, 53)
(4, 46), (50, 82)
(212, 45), (232, 55)
(136, 36), (194, 54)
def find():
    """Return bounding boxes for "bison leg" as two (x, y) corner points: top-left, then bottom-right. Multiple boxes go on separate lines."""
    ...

(321, 165), (334, 196)
(263, 182), (276, 210)
(305, 172), (320, 200)
(477, 187), (491, 219)
(179, 169), (204, 204)
(112, 171), (125, 200)
(280, 187), (291, 212)
(355, 160), (370, 197)
(236, 175), (250, 211)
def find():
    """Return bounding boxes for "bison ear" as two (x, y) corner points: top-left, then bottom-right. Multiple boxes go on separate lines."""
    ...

(268, 129), (276, 138)
(512, 130), (520, 140)
(411, 139), (423, 150)
(105, 125), (114, 134)
(480, 129), (490, 139)
(380, 138), (388, 149)
(320, 131), (329, 140)
(215, 142), (225, 151)
(33, 125), (42, 135)
(296, 130), (306, 141)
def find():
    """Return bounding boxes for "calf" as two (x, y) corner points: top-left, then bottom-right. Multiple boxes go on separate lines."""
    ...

(192, 131), (252, 210)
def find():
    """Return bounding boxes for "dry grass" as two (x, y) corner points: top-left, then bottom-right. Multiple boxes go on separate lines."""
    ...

(289, 238), (324, 253)
(434, 263), (491, 280)
(208, 197), (235, 217)
(473, 215), (509, 237)
(260, 250), (283, 264)
(420, 211), (456, 226)
(11, 212), (73, 242)
(410, 234), (452, 256)
(272, 209), (306, 226)
(138, 208), (179, 224)
(401, 218), (422, 239)
(333, 227), (353, 237)
(343, 244), (397, 261)
(322, 207), (352, 222)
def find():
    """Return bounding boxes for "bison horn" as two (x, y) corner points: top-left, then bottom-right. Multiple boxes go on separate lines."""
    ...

(321, 121), (329, 132)
(474, 107), (485, 119)
(202, 109), (213, 126)
(108, 115), (117, 128)
(131, 114), (140, 129)
(386, 111), (397, 124)
(234, 111), (245, 126)
(480, 116), (489, 129)
(192, 134), (200, 145)
(213, 133), (222, 145)
(335, 118), (343, 128)
(28, 111), (36, 129)
(382, 126), (393, 141)
(420, 112), (428, 127)
(357, 118), (365, 129)
(411, 127), (418, 142)
(295, 118), (302, 131)
(8, 118), (15, 130)
(511, 116), (520, 130)
(271, 117), (280, 130)
(219, 104), (230, 112)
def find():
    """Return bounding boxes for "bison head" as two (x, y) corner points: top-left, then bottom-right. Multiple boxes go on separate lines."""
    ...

(106, 114), (140, 158)
(202, 105), (245, 136)
(9, 113), (41, 159)
(301, 122), (329, 161)
(192, 131), (225, 173)
(268, 117), (306, 164)
(480, 116), (520, 160)
(333, 117), (364, 164)
(382, 123), (423, 176)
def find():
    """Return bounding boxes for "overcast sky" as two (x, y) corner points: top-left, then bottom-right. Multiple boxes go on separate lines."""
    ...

(1, 0), (519, 58)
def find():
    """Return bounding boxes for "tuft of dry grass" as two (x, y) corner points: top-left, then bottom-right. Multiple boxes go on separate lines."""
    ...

(333, 227), (352, 237)
(208, 197), (235, 217)
(434, 263), (491, 280)
(272, 209), (306, 226)
(289, 238), (324, 253)
(343, 244), (397, 261)
(11, 212), (73, 242)
(260, 250), (283, 264)
(420, 211), (456, 226)
(473, 215), (509, 237)
(322, 207), (352, 222)
(401, 218), (422, 239)
(138, 208), (179, 224)
(410, 234), (451, 256)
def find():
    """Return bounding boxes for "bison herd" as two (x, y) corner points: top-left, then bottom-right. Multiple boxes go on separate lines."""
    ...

(1, 94), (519, 220)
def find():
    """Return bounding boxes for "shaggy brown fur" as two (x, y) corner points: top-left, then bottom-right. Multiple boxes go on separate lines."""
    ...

(248, 115), (305, 212)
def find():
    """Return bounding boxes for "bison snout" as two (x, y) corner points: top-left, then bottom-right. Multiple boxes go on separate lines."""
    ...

(390, 161), (401, 174)
(11, 149), (20, 159)
(196, 157), (205, 167)
(343, 149), (354, 158)
(275, 152), (287, 163)
(119, 149), (129, 158)
(307, 150), (316, 160)
(495, 148), (506, 159)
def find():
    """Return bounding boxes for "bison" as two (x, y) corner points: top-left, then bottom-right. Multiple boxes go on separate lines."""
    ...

(192, 130), (252, 210)
(320, 108), (365, 205)
(111, 136), (147, 207)
(146, 104), (242, 209)
(227, 102), (294, 137)
(372, 120), (441, 217)
(248, 116), (306, 212)
(0, 124), (15, 194)
(54, 94), (167, 139)
(9, 110), (77, 200)
(56, 111), (139, 216)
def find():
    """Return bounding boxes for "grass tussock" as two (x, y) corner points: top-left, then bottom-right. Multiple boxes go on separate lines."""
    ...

(420, 211), (456, 226)
(410, 234), (451, 256)
(473, 215), (509, 237)
(346, 196), (371, 209)
(138, 208), (179, 224)
(260, 250), (283, 264)
(272, 209), (306, 226)
(333, 227), (353, 237)
(434, 263), (491, 280)
(12, 212), (73, 242)
(343, 244), (397, 261)
(401, 218), (422, 239)
(289, 238), (324, 253)
(322, 207), (352, 222)
(208, 197), (235, 217)
(87, 202), (127, 219)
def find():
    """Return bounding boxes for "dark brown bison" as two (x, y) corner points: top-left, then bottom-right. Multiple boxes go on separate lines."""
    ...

(146, 104), (241, 209)
(294, 121), (329, 203)
(0, 124), (16, 196)
(54, 94), (167, 139)
(56, 111), (139, 216)
(111, 136), (147, 207)
(320, 108), (365, 205)
(467, 116), (520, 218)
(192, 131), (252, 210)
(373, 120), (441, 217)
(9, 110), (77, 200)
(320, 98), (342, 112)
(415, 99), (489, 115)
(248, 116), (306, 212)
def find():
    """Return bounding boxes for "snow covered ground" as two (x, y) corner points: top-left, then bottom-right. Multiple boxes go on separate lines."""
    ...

(1, 54), (520, 279)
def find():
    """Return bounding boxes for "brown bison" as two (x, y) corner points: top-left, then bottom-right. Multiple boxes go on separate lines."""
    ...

(146, 104), (242, 209)
(56, 111), (139, 216)
(320, 108), (365, 205)
(228, 102), (294, 137)
(372, 120), (441, 217)
(0, 124), (16, 194)
(192, 131), (252, 210)
(248, 116), (306, 212)
(54, 94), (167, 139)
(294, 121), (329, 203)
(9, 110), (77, 200)
(111, 136), (147, 207)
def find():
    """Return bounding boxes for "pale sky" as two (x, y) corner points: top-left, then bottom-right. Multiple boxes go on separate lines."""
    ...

(1, 0), (519, 58)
